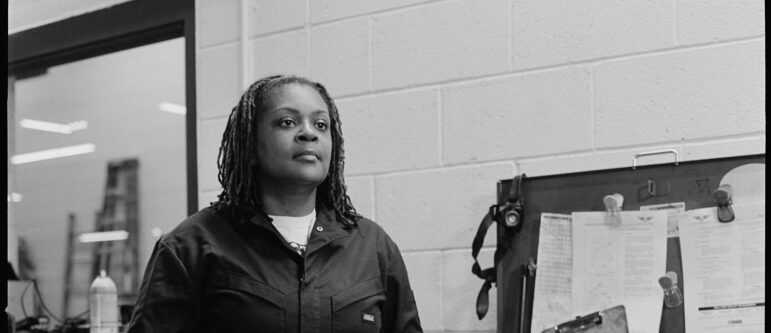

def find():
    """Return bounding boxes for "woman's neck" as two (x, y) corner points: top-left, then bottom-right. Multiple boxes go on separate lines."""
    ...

(258, 182), (318, 217)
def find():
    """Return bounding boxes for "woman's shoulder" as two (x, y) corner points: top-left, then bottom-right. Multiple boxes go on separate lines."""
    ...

(352, 215), (380, 232)
(161, 206), (228, 244)
(351, 216), (397, 244)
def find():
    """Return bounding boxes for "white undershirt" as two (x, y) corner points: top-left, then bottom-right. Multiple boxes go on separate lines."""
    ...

(269, 209), (316, 255)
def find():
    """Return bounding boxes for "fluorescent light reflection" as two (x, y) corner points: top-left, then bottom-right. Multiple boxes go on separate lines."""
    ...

(7, 193), (23, 202)
(68, 120), (88, 131)
(158, 102), (186, 115)
(11, 143), (96, 164)
(78, 230), (129, 243)
(20, 118), (88, 134)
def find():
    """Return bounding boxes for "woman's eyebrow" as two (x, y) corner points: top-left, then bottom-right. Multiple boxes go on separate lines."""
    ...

(271, 107), (329, 116)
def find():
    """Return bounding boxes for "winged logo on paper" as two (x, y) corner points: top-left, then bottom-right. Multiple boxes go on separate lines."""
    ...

(693, 214), (712, 223)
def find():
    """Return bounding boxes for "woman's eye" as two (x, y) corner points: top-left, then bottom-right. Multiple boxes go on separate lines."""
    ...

(279, 119), (296, 127)
(315, 120), (329, 130)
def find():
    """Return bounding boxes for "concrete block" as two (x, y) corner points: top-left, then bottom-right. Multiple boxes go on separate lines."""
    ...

(198, 0), (241, 47)
(442, 68), (592, 165)
(252, 30), (308, 80)
(512, 0), (672, 69)
(372, 0), (509, 90)
(310, 0), (433, 24)
(376, 163), (515, 251)
(677, 0), (765, 45)
(402, 251), (443, 331)
(248, 0), (306, 37)
(594, 41), (765, 148)
(343, 176), (375, 220)
(442, 249), (497, 331)
(683, 135), (766, 161)
(198, 43), (243, 119)
(309, 18), (370, 97)
(338, 89), (441, 175)
(197, 117), (228, 192)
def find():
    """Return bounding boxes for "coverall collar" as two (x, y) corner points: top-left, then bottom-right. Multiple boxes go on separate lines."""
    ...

(247, 204), (350, 256)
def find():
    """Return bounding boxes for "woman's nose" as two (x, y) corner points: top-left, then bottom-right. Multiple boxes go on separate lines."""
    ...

(296, 121), (318, 142)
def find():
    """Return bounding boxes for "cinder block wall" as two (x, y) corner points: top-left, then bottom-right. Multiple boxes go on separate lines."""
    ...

(194, 1), (765, 331)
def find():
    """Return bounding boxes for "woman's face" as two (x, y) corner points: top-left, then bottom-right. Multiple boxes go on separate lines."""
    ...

(255, 83), (333, 189)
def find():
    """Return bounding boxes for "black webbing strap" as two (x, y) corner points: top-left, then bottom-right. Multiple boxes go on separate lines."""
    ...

(471, 175), (524, 320)
(471, 206), (497, 319)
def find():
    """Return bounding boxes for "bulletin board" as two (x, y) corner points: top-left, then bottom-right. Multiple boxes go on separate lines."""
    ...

(495, 153), (765, 333)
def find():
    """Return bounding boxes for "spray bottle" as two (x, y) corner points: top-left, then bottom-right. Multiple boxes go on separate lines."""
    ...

(89, 270), (119, 333)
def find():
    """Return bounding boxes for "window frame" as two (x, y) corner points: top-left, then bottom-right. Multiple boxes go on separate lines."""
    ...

(8, 0), (199, 215)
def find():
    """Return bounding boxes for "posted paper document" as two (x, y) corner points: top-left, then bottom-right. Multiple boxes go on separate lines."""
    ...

(530, 213), (573, 333)
(679, 203), (765, 333)
(572, 210), (668, 333)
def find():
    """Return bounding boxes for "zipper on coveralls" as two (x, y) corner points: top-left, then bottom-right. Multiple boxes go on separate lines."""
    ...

(298, 254), (307, 333)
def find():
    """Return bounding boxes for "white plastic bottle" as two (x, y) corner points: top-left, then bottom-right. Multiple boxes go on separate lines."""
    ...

(89, 270), (119, 333)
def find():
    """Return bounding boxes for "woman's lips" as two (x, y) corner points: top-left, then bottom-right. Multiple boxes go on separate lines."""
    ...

(293, 151), (320, 160)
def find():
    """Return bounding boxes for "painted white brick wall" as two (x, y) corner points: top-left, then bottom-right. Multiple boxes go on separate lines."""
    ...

(195, 0), (765, 331)
(511, 0), (673, 69)
(197, 43), (243, 119)
(310, 0), (435, 24)
(247, 0), (306, 37)
(402, 250), (444, 330)
(676, 0), (766, 45)
(344, 176), (376, 220)
(442, 248), (497, 331)
(252, 30), (309, 79)
(339, 89), (441, 174)
(442, 68), (593, 164)
(198, 0), (241, 47)
(309, 17), (371, 96)
(594, 41), (765, 148)
(371, 0), (510, 90)
(376, 163), (514, 251)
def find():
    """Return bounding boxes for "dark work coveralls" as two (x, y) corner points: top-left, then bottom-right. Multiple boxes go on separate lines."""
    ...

(126, 205), (423, 333)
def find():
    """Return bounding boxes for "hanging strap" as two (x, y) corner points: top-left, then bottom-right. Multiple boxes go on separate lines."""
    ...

(470, 174), (525, 320)
(471, 206), (497, 319)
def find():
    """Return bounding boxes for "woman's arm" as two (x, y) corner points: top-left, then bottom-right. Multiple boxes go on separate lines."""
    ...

(381, 240), (423, 333)
(126, 239), (202, 333)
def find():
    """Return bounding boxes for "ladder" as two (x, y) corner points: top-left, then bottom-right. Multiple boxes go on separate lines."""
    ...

(93, 159), (140, 310)
(63, 212), (88, 319)
(62, 159), (140, 319)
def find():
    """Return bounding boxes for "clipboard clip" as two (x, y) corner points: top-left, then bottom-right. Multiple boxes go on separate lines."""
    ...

(603, 193), (624, 225)
(713, 184), (735, 223)
(658, 271), (683, 308)
(544, 305), (628, 333)
(555, 311), (603, 333)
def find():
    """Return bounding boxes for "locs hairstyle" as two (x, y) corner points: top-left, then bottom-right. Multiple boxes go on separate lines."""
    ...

(212, 75), (360, 227)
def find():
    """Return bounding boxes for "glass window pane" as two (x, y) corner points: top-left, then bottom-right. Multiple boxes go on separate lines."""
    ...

(9, 37), (186, 320)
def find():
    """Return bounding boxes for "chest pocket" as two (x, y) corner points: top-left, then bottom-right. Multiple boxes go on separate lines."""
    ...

(331, 277), (386, 333)
(207, 270), (285, 333)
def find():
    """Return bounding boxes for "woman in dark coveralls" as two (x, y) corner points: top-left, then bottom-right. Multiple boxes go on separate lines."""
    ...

(127, 75), (423, 333)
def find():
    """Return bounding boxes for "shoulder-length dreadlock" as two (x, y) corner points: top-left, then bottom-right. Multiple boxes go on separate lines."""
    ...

(211, 75), (361, 228)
